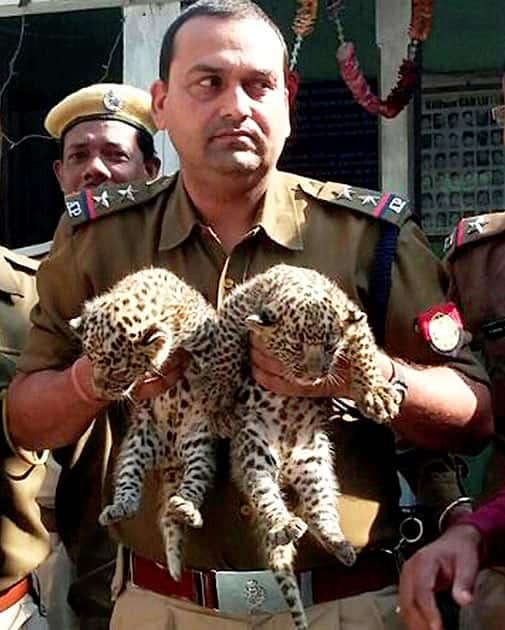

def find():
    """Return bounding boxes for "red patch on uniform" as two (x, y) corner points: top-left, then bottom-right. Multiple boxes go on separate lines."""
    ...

(415, 302), (465, 355)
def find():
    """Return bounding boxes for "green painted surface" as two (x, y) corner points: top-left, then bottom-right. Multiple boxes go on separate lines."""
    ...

(259, 1), (505, 80)
(257, 0), (378, 80)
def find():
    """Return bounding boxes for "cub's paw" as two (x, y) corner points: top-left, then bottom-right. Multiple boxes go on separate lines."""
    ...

(99, 499), (139, 525)
(334, 540), (357, 567)
(267, 516), (308, 547)
(358, 382), (401, 424)
(166, 495), (203, 528)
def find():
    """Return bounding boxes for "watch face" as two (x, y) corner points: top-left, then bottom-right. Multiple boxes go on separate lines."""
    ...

(427, 312), (462, 353)
(416, 302), (466, 357)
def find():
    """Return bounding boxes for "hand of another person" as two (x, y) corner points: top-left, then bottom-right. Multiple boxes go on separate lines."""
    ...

(399, 523), (482, 630)
(132, 349), (190, 400)
(249, 332), (351, 398)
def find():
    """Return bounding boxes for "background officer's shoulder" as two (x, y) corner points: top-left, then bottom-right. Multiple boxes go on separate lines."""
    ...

(0, 246), (39, 273)
(298, 178), (412, 228)
(62, 174), (177, 231)
(444, 211), (505, 261)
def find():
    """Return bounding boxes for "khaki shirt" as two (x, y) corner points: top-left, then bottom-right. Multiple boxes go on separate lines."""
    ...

(1, 247), (50, 590)
(446, 212), (505, 495)
(19, 171), (487, 570)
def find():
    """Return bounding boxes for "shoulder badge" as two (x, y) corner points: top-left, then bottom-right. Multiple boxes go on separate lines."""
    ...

(444, 211), (505, 260)
(414, 302), (470, 357)
(64, 174), (177, 228)
(300, 180), (411, 228)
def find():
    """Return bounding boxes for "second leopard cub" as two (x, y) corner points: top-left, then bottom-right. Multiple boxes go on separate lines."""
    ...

(69, 267), (217, 581)
(211, 264), (402, 630)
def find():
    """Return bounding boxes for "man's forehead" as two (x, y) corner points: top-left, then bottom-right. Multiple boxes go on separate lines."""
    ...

(63, 119), (136, 144)
(173, 15), (285, 69)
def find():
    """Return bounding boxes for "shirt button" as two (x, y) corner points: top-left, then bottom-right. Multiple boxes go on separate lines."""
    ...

(240, 504), (252, 517)
(223, 278), (235, 290)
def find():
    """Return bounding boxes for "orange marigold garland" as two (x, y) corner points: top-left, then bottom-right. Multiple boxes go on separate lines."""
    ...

(288, 0), (319, 108)
(327, 0), (434, 118)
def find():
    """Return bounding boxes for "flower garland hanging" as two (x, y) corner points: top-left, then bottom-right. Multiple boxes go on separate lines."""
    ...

(325, 0), (434, 118)
(287, 0), (319, 108)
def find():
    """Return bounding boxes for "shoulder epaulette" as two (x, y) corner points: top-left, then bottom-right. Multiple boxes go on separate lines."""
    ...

(64, 174), (177, 228)
(299, 180), (412, 228)
(0, 245), (39, 272)
(444, 210), (505, 260)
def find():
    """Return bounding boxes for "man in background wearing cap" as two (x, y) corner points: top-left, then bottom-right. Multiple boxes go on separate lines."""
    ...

(1, 82), (160, 630)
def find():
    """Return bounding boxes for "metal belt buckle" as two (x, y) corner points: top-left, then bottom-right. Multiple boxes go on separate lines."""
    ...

(213, 569), (314, 615)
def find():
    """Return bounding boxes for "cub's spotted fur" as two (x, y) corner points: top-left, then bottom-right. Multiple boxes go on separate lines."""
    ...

(209, 264), (401, 630)
(70, 267), (217, 581)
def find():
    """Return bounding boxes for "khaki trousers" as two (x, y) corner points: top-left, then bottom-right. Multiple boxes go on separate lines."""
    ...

(459, 567), (505, 630)
(110, 582), (405, 630)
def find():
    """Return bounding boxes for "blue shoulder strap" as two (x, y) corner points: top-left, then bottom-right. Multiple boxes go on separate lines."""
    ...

(368, 222), (400, 345)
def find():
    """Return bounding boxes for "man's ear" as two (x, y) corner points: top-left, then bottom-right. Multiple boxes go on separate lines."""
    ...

(53, 160), (64, 189)
(145, 157), (161, 179)
(151, 80), (169, 131)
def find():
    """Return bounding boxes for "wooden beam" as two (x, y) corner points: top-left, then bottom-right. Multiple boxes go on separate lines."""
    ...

(0, 0), (177, 18)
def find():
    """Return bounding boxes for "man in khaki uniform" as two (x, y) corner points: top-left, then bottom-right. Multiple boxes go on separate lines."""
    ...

(1, 82), (160, 630)
(398, 81), (505, 630)
(6, 2), (493, 629)
(1, 246), (51, 629)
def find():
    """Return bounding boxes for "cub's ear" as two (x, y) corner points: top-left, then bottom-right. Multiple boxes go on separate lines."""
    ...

(68, 316), (83, 337)
(245, 311), (276, 332)
(140, 324), (166, 346)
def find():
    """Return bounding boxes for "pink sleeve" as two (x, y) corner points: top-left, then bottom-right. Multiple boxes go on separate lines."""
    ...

(458, 487), (505, 565)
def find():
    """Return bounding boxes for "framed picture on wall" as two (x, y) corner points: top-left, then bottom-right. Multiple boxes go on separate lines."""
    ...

(420, 82), (504, 239)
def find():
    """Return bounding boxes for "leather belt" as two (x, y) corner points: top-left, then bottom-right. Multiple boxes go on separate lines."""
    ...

(129, 552), (398, 615)
(0, 577), (30, 613)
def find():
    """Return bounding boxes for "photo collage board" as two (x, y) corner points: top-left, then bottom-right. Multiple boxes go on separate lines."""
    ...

(420, 86), (504, 237)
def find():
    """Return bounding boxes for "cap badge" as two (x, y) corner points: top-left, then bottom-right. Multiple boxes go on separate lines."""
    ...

(415, 302), (468, 356)
(103, 89), (122, 113)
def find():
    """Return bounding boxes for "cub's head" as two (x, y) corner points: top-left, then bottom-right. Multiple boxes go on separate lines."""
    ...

(68, 268), (198, 400)
(244, 264), (365, 384)
(69, 302), (174, 400)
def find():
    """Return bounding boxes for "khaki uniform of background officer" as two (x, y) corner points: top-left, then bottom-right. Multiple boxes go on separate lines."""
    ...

(447, 215), (505, 630)
(6, 2), (493, 629)
(1, 82), (159, 630)
(1, 247), (50, 629)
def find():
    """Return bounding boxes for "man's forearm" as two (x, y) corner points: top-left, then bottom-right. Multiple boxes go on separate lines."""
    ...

(386, 356), (493, 452)
(7, 357), (108, 450)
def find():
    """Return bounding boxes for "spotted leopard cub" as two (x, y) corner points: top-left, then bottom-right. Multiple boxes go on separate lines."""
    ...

(69, 267), (217, 581)
(210, 264), (402, 630)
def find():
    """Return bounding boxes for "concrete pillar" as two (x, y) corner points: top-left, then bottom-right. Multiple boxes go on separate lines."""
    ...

(376, 0), (413, 197)
(123, 2), (180, 175)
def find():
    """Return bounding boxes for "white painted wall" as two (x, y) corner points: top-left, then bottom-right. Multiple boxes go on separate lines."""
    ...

(376, 0), (413, 198)
(123, 3), (180, 175)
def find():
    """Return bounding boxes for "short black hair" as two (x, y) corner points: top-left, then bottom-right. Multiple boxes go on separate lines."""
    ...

(59, 125), (157, 163)
(159, 0), (288, 83)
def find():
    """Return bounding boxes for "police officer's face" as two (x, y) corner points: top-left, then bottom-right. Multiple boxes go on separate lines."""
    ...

(151, 16), (290, 180)
(54, 119), (158, 194)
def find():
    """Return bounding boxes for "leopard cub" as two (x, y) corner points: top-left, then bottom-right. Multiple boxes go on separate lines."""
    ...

(208, 264), (402, 630)
(69, 267), (218, 581)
